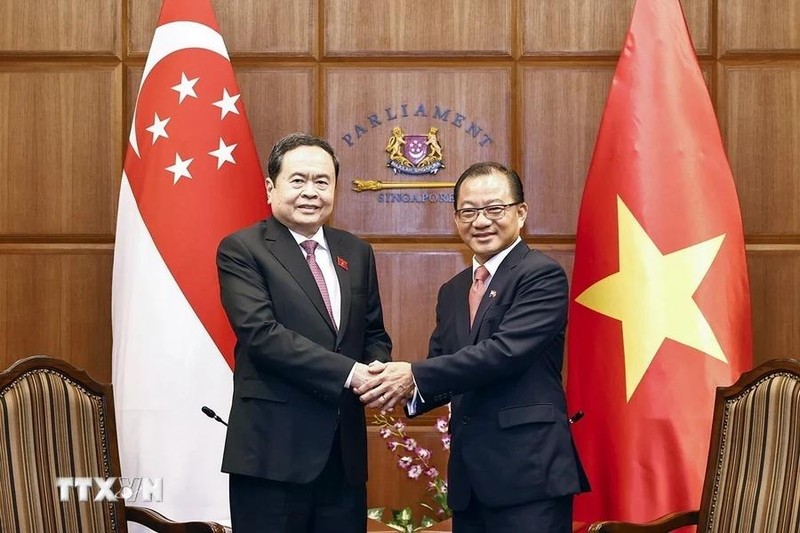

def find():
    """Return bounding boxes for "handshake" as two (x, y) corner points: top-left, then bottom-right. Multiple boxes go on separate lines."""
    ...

(350, 361), (415, 411)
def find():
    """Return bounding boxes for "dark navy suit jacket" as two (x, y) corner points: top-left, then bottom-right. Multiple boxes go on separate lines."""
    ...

(410, 240), (589, 512)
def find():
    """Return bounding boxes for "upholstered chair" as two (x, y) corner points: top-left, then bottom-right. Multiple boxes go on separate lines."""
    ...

(0, 355), (227, 532)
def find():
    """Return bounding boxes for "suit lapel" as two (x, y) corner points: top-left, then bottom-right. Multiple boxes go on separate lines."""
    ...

(325, 228), (351, 345)
(264, 218), (337, 333)
(468, 241), (529, 344)
(453, 269), (472, 347)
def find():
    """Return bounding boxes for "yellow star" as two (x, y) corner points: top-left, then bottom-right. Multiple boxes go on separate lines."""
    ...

(575, 196), (727, 401)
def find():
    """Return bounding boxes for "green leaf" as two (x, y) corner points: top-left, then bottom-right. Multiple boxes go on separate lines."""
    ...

(367, 507), (385, 521)
(420, 515), (435, 527)
(391, 507), (413, 525)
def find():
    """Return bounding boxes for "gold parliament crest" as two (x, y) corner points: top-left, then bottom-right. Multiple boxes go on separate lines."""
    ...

(385, 127), (444, 175)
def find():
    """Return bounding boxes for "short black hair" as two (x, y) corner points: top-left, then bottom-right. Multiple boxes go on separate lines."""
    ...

(267, 133), (340, 182)
(453, 162), (525, 209)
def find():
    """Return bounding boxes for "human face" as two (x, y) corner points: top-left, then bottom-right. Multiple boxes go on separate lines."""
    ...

(266, 145), (336, 238)
(454, 171), (527, 264)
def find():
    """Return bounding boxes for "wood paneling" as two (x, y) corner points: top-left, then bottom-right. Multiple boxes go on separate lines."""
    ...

(127, 66), (315, 173)
(720, 65), (800, 236)
(326, 68), (512, 236)
(720, 0), (800, 54)
(0, 66), (122, 237)
(747, 249), (800, 365)
(521, 0), (710, 56)
(520, 66), (613, 236)
(374, 246), (470, 362)
(325, 0), (512, 57)
(128, 0), (315, 56)
(0, 248), (113, 382)
(0, 1), (118, 54)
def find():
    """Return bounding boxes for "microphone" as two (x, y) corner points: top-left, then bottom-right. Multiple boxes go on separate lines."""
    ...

(568, 411), (584, 424)
(201, 406), (228, 427)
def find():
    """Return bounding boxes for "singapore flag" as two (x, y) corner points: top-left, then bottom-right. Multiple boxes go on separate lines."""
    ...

(112, 0), (267, 523)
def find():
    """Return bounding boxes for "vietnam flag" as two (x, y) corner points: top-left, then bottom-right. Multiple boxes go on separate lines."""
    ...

(566, 0), (752, 525)
(112, 0), (267, 523)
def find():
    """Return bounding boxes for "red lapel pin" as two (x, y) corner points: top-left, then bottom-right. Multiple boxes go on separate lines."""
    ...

(337, 256), (349, 270)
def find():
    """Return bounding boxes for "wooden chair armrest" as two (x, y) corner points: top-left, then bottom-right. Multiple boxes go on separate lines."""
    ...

(126, 506), (230, 533)
(589, 510), (699, 532)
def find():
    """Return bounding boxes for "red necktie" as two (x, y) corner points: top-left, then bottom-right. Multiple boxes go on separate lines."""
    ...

(469, 265), (489, 328)
(300, 240), (336, 328)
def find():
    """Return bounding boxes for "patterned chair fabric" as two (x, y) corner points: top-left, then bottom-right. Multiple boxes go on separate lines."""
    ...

(589, 358), (800, 533)
(0, 356), (228, 533)
(0, 366), (119, 532)
(705, 370), (800, 532)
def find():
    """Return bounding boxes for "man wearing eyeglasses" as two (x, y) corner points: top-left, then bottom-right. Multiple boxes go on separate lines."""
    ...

(356, 162), (589, 532)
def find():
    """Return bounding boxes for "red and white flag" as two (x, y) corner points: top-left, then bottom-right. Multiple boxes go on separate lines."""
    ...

(566, 0), (752, 525)
(112, 0), (267, 522)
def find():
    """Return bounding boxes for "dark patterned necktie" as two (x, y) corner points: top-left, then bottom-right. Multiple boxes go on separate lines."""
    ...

(300, 240), (336, 328)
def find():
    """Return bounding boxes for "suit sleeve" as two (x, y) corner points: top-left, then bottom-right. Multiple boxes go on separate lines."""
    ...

(405, 284), (448, 418)
(411, 260), (567, 399)
(362, 244), (392, 364)
(217, 233), (357, 403)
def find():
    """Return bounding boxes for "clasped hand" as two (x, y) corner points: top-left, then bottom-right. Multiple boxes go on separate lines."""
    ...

(351, 361), (414, 411)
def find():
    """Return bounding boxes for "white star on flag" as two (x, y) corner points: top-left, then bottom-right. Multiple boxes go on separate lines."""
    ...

(171, 72), (199, 104)
(145, 113), (170, 144)
(165, 153), (194, 183)
(209, 138), (238, 169)
(212, 88), (241, 119)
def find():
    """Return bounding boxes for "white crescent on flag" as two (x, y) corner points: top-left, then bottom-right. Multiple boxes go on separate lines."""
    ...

(113, 0), (268, 526)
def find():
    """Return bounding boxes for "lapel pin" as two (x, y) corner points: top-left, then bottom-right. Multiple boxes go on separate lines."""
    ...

(337, 257), (349, 270)
(489, 290), (497, 298)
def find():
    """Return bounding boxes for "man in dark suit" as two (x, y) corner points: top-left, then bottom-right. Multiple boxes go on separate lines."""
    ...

(217, 133), (392, 533)
(357, 162), (589, 532)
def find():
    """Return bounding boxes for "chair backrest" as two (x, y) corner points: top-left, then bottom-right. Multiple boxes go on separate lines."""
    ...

(0, 356), (126, 533)
(698, 358), (800, 532)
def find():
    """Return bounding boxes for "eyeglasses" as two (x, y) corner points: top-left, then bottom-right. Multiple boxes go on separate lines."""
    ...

(454, 202), (521, 223)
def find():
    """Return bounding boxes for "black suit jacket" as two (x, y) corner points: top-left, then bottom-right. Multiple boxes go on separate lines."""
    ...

(217, 217), (391, 485)
(411, 241), (589, 511)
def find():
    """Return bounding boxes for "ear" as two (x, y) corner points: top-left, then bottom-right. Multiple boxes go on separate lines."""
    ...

(265, 178), (274, 203)
(517, 202), (528, 226)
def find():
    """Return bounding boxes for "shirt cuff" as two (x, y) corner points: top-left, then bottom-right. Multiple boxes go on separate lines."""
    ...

(406, 374), (424, 415)
(344, 362), (357, 389)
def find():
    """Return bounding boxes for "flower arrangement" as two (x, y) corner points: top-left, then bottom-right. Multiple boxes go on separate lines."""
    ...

(368, 411), (452, 532)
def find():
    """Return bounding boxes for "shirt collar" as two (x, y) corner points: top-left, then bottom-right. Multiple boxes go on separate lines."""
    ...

(288, 226), (329, 252)
(472, 236), (522, 280)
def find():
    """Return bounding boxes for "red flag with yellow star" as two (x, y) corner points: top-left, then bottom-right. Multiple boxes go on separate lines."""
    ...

(566, 0), (752, 524)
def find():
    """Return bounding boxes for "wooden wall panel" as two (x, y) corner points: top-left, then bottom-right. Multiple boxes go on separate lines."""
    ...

(720, 0), (800, 54)
(521, 0), (709, 56)
(326, 68), (512, 236)
(325, 0), (512, 57)
(0, 249), (113, 382)
(747, 249), (800, 365)
(720, 65), (800, 236)
(127, 66), (315, 174)
(0, 1), (118, 54)
(521, 66), (613, 236)
(128, 0), (315, 56)
(0, 66), (122, 237)
(237, 68), (316, 170)
(374, 246), (470, 363)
